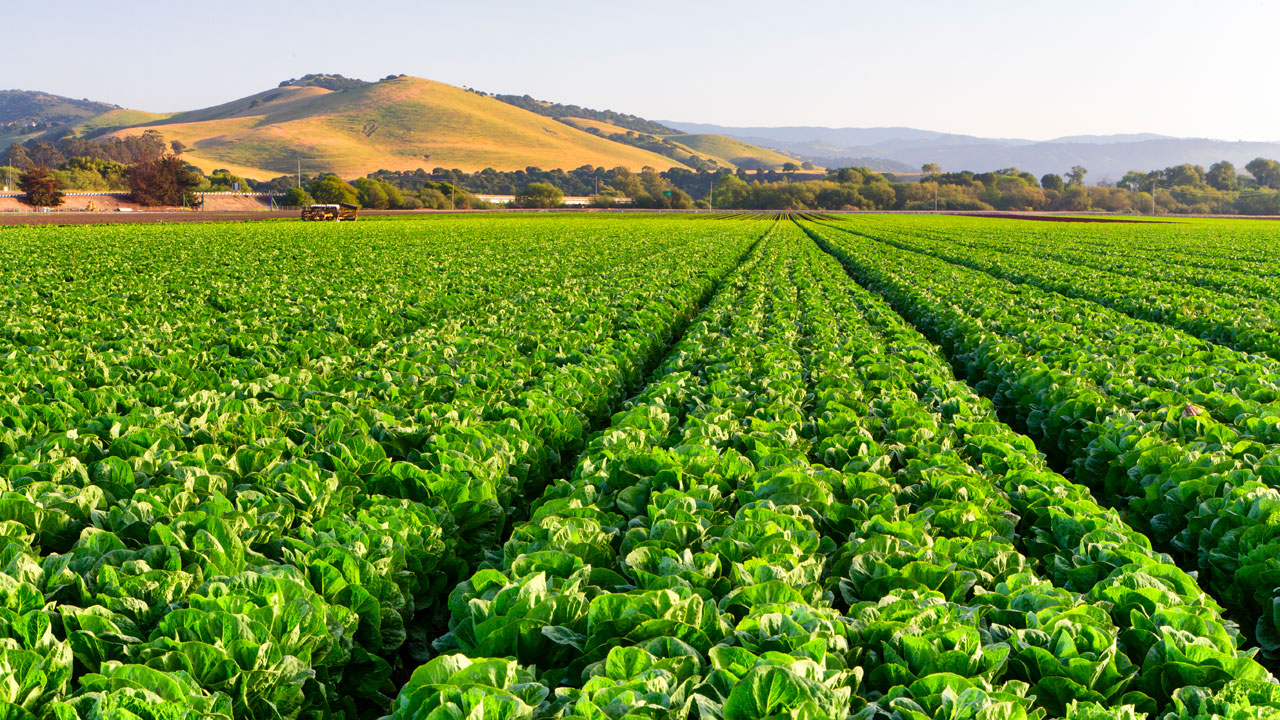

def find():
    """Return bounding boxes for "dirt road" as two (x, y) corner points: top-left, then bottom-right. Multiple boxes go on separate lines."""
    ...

(0, 210), (299, 226)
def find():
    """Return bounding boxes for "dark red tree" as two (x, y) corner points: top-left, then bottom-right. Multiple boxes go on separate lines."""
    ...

(18, 167), (64, 207)
(128, 154), (202, 206)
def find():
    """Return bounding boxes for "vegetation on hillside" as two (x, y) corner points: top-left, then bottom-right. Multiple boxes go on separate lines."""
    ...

(0, 89), (120, 135)
(669, 133), (804, 170)
(8, 131), (168, 171)
(277, 73), (373, 91)
(570, 124), (721, 171)
(487, 92), (675, 134)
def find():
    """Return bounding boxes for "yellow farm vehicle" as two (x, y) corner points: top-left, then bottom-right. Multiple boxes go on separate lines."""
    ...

(301, 203), (359, 221)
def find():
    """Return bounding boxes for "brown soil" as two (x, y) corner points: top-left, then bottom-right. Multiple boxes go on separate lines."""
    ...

(201, 195), (280, 211)
(0, 206), (477, 227)
(0, 193), (285, 225)
(944, 212), (1166, 224)
(0, 210), (298, 226)
(0, 194), (139, 213)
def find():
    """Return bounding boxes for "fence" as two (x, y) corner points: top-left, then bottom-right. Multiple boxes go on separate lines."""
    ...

(0, 191), (285, 198)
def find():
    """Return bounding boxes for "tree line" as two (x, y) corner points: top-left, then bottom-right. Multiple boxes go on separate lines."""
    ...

(704, 159), (1280, 214)
(4, 131), (255, 208)
(6, 154), (209, 209)
(274, 165), (697, 210)
(9, 126), (1280, 214)
(360, 161), (1280, 213)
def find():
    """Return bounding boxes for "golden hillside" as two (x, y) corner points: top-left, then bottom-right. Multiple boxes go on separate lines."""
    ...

(667, 134), (804, 171)
(559, 116), (811, 171)
(103, 77), (690, 179)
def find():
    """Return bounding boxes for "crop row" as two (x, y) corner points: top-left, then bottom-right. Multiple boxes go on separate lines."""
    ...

(967, 217), (1280, 286)
(853, 216), (1280, 290)
(803, 217), (1280, 665)
(0, 217), (766, 719)
(387, 222), (1280, 720)
(813, 215), (1280, 360)
(937, 219), (1280, 296)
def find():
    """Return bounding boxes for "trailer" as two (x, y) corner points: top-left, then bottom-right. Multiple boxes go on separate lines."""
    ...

(301, 203), (358, 221)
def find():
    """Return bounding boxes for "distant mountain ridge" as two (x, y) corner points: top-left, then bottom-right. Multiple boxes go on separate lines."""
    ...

(662, 121), (1280, 180)
(6, 81), (1280, 183)
(1047, 133), (1174, 144)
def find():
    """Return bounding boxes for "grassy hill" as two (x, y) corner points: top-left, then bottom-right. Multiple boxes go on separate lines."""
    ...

(0, 90), (118, 126)
(73, 108), (173, 133)
(0, 90), (127, 146)
(99, 77), (690, 179)
(560, 116), (633, 136)
(5, 78), (812, 180)
(667, 134), (803, 170)
(558, 117), (811, 171)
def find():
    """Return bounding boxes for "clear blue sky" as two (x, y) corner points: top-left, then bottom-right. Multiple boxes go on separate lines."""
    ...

(3, 0), (1276, 141)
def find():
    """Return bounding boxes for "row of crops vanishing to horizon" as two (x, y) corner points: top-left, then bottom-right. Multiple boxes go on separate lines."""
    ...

(4, 212), (1280, 720)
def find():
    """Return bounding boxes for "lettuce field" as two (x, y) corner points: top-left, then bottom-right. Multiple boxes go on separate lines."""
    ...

(5, 213), (1280, 720)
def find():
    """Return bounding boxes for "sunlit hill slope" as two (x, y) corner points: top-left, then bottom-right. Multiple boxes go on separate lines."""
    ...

(102, 77), (693, 179)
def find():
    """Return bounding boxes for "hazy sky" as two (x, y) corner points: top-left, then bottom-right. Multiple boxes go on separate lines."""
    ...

(4, 0), (1277, 140)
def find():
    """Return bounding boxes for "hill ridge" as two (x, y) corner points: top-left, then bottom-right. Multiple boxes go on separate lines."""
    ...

(1, 90), (121, 137)
(89, 76), (694, 179)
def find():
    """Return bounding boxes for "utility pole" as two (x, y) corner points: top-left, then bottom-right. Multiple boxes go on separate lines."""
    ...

(296, 157), (301, 189)
(709, 178), (714, 211)
(934, 183), (938, 212)
(450, 177), (456, 210)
